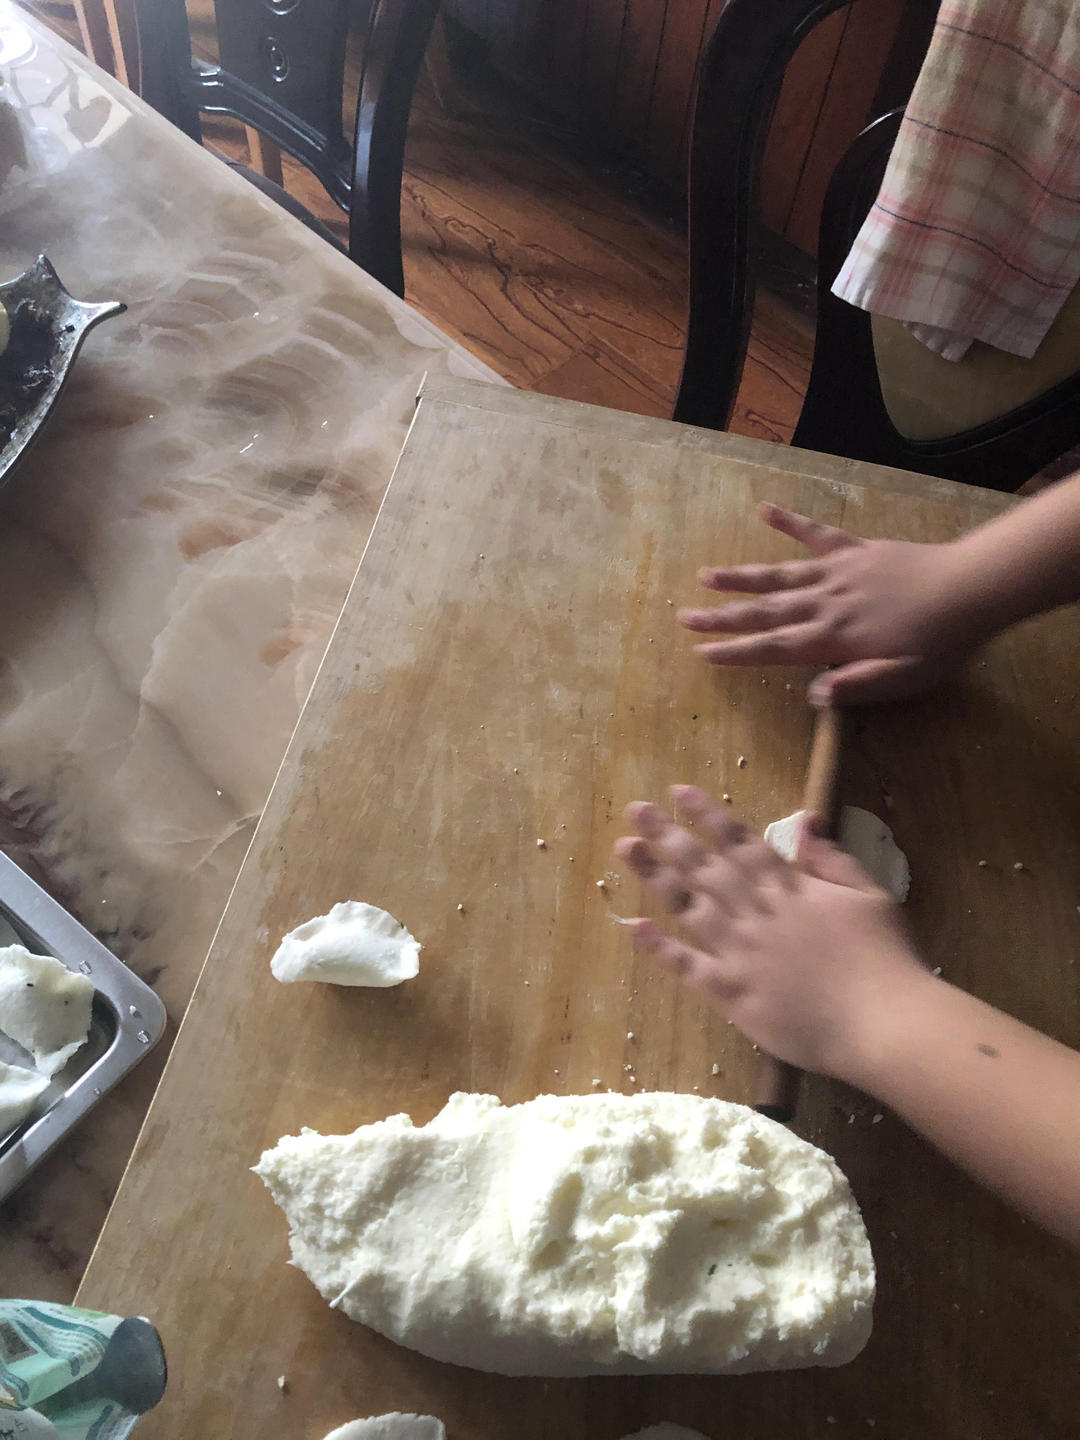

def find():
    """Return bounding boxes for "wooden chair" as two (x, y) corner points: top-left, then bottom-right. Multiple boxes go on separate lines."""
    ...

(127, 0), (442, 297)
(674, 0), (1080, 492)
(795, 111), (1080, 491)
(673, 0), (852, 436)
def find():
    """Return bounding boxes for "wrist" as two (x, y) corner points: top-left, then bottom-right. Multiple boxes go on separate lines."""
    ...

(929, 537), (1009, 654)
(827, 959), (943, 1094)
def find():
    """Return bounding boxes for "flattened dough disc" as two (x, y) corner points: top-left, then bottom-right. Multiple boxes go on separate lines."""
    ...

(764, 806), (910, 902)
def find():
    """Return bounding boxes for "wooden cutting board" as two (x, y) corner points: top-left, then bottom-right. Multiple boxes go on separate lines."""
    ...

(78, 378), (1080, 1439)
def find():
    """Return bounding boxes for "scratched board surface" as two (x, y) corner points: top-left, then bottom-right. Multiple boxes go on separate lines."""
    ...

(80, 380), (1079, 1439)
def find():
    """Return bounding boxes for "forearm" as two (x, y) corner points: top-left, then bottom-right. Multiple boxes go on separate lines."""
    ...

(947, 472), (1080, 641)
(844, 969), (1080, 1247)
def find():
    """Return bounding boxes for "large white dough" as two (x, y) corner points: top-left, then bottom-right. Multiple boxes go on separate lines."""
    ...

(322, 1417), (445, 1440)
(270, 902), (420, 987)
(257, 1091), (874, 1376)
(764, 806), (910, 902)
(0, 946), (94, 1075)
(0, 1058), (50, 1135)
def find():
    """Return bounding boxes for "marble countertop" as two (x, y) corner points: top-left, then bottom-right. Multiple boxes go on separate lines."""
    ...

(0, 1), (500, 1298)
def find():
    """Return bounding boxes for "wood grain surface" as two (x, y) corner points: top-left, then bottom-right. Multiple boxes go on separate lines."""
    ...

(79, 381), (1079, 1440)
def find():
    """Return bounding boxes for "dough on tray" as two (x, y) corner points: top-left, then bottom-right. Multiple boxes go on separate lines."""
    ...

(322, 1417), (445, 1440)
(764, 806), (910, 902)
(0, 1058), (50, 1135)
(257, 1091), (874, 1376)
(271, 902), (420, 987)
(0, 946), (94, 1075)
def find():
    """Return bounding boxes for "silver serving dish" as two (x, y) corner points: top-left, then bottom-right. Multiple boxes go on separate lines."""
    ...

(0, 849), (167, 1200)
(0, 254), (125, 490)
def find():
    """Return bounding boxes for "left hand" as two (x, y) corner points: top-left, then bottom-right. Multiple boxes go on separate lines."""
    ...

(612, 785), (924, 1079)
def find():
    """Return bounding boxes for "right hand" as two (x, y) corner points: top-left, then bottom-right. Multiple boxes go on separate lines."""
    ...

(679, 503), (983, 706)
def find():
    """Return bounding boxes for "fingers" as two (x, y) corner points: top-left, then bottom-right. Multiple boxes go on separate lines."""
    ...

(761, 503), (855, 556)
(696, 558), (823, 595)
(669, 784), (747, 849)
(628, 919), (736, 997)
(679, 591), (820, 635)
(671, 786), (792, 897)
(616, 801), (748, 919)
(810, 656), (929, 708)
(694, 620), (832, 667)
(613, 835), (696, 915)
(627, 800), (709, 868)
(796, 814), (882, 894)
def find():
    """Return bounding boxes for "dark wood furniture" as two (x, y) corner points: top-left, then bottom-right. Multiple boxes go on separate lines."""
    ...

(131, 0), (441, 295)
(674, 2), (1080, 492)
(794, 112), (1080, 491)
(443, 0), (928, 255)
(673, 0), (856, 437)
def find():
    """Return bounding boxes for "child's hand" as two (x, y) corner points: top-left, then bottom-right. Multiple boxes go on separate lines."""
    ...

(679, 503), (983, 706)
(613, 785), (929, 1080)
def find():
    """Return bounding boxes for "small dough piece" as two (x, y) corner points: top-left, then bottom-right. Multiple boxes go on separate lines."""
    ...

(322, 1418), (445, 1440)
(0, 1058), (50, 1134)
(257, 1091), (874, 1376)
(622, 1429), (710, 1440)
(621, 1428), (710, 1440)
(0, 946), (94, 1075)
(270, 902), (420, 987)
(764, 806), (910, 902)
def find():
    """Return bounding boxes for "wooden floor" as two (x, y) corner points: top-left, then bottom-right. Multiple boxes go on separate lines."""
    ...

(27, 0), (814, 440)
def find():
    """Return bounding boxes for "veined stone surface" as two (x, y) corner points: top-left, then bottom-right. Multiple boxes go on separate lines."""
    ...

(0, 1), (500, 1296)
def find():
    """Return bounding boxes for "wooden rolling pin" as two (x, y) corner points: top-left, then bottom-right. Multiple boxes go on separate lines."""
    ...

(753, 704), (843, 1123)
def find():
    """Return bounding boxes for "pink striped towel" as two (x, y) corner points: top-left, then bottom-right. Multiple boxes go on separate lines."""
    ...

(833, 0), (1080, 362)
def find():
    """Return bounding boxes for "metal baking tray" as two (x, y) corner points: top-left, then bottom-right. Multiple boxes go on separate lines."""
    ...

(0, 849), (167, 1200)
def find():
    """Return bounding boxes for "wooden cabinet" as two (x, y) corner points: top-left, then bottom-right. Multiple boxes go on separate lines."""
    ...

(446, 0), (936, 258)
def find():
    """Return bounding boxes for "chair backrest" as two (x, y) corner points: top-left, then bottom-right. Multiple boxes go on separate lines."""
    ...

(675, 0), (1080, 491)
(672, 0), (851, 433)
(131, 0), (440, 295)
(793, 112), (1080, 491)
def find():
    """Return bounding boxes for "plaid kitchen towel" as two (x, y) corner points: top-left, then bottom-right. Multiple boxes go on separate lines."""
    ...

(833, 0), (1080, 362)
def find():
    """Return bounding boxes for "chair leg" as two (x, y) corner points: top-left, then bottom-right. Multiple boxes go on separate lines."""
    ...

(102, 0), (139, 89)
(245, 128), (284, 186)
(72, 0), (116, 71)
(424, 12), (463, 118)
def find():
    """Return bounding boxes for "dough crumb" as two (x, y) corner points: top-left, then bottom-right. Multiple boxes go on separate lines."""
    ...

(737, 755), (747, 767)
(711, 1063), (720, 1076)
(722, 793), (732, 803)
(626, 1031), (635, 1041)
(871, 1113), (883, 1125)
(978, 860), (988, 868)
(537, 838), (546, 848)
(596, 880), (606, 889)
(1013, 861), (1024, 871)
(456, 903), (464, 913)
(592, 1078), (602, 1087)
(276, 1376), (288, 1392)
